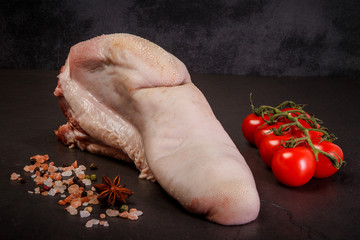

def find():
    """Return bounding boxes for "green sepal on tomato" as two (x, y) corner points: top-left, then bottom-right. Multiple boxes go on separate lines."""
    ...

(253, 123), (285, 148)
(241, 96), (345, 187)
(259, 133), (293, 167)
(311, 141), (343, 178)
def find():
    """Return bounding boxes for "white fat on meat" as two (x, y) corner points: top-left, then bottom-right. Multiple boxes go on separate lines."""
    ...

(54, 33), (260, 225)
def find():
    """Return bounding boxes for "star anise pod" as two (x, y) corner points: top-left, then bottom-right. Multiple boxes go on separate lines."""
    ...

(93, 175), (134, 207)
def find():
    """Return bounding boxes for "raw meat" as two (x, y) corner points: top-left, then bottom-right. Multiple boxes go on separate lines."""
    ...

(54, 34), (260, 225)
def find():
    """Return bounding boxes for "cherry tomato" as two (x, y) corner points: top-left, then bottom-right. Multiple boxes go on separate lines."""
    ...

(271, 147), (316, 187)
(254, 123), (283, 148)
(293, 129), (324, 143)
(312, 141), (343, 178)
(259, 134), (293, 167)
(278, 108), (309, 123)
(242, 113), (269, 145)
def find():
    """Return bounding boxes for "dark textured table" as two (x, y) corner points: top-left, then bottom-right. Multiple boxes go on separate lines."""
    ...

(1, 69), (359, 240)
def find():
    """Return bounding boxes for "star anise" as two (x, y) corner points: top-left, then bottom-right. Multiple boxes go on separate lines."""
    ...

(93, 175), (134, 207)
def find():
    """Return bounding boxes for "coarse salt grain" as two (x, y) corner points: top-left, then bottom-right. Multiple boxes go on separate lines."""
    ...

(28, 190), (34, 194)
(135, 210), (143, 216)
(119, 211), (129, 218)
(62, 170), (72, 177)
(44, 178), (53, 187)
(10, 173), (20, 180)
(78, 165), (86, 171)
(100, 213), (106, 219)
(66, 206), (78, 215)
(128, 212), (139, 221)
(85, 220), (93, 228)
(91, 219), (100, 225)
(106, 209), (119, 217)
(82, 179), (91, 186)
(48, 188), (57, 196)
(80, 210), (91, 218)
(103, 221), (109, 227)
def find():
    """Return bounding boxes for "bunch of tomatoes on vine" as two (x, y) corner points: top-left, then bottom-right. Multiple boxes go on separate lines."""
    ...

(242, 95), (345, 187)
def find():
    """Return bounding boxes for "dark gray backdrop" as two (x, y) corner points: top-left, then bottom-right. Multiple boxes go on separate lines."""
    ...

(1, 0), (359, 79)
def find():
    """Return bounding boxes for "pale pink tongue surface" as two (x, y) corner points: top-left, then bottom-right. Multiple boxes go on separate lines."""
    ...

(55, 33), (260, 225)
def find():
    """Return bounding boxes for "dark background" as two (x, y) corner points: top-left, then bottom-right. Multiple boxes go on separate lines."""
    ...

(1, 0), (359, 79)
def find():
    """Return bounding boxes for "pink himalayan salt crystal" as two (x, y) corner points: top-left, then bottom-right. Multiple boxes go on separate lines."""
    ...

(85, 219), (100, 228)
(30, 154), (49, 163)
(99, 220), (109, 227)
(70, 198), (82, 208)
(128, 212), (139, 221)
(100, 213), (106, 219)
(48, 165), (58, 173)
(67, 184), (80, 194)
(106, 209), (119, 217)
(10, 173), (20, 180)
(23, 166), (31, 172)
(119, 211), (129, 218)
(66, 206), (78, 215)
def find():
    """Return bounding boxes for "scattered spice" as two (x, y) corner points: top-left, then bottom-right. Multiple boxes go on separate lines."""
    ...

(89, 163), (98, 170)
(94, 176), (134, 207)
(11, 154), (143, 229)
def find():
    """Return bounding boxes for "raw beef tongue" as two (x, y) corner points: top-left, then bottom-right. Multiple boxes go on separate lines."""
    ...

(54, 33), (260, 225)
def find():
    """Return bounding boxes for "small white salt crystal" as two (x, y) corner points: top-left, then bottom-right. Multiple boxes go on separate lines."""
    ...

(54, 180), (63, 186)
(135, 210), (143, 216)
(44, 178), (53, 187)
(54, 185), (66, 194)
(82, 202), (89, 206)
(31, 174), (37, 178)
(62, 170), (72, 177)
(60, 194), (66, 198)
(91, 219), (100, 225)
(82, 179), (91, 186)
(91, 186), (96, 191)
(66, 206), (78, 215)
(85, 220), (93, 228)
(106, 209), (119, 217)
(74, 168), (84, 175)
(80, 210), (91, 218)
(48, 188), (57, 196)
(28, 191), (34, 194)
(78, 165), (86, 171)
(103, 221), (109, 227)
(34, 187), (40, 194)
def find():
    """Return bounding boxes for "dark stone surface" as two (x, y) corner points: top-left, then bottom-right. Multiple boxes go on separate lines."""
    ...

(1, 69), (359, 240)
(1, 0), (360, 79)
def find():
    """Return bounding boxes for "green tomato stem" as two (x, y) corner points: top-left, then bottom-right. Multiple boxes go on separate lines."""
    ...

(250, 96), (345, 169)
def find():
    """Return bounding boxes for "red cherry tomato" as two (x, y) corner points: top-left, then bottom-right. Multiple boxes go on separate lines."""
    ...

(312, 141), (343, 178)
(293, 129), (324, 143)
(271, 147), (316, 187)
(254, 123), (283, 148)
(278, 108), (309, 123)
(259, 134), (293, 167)
(242, 113), (269, 145)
